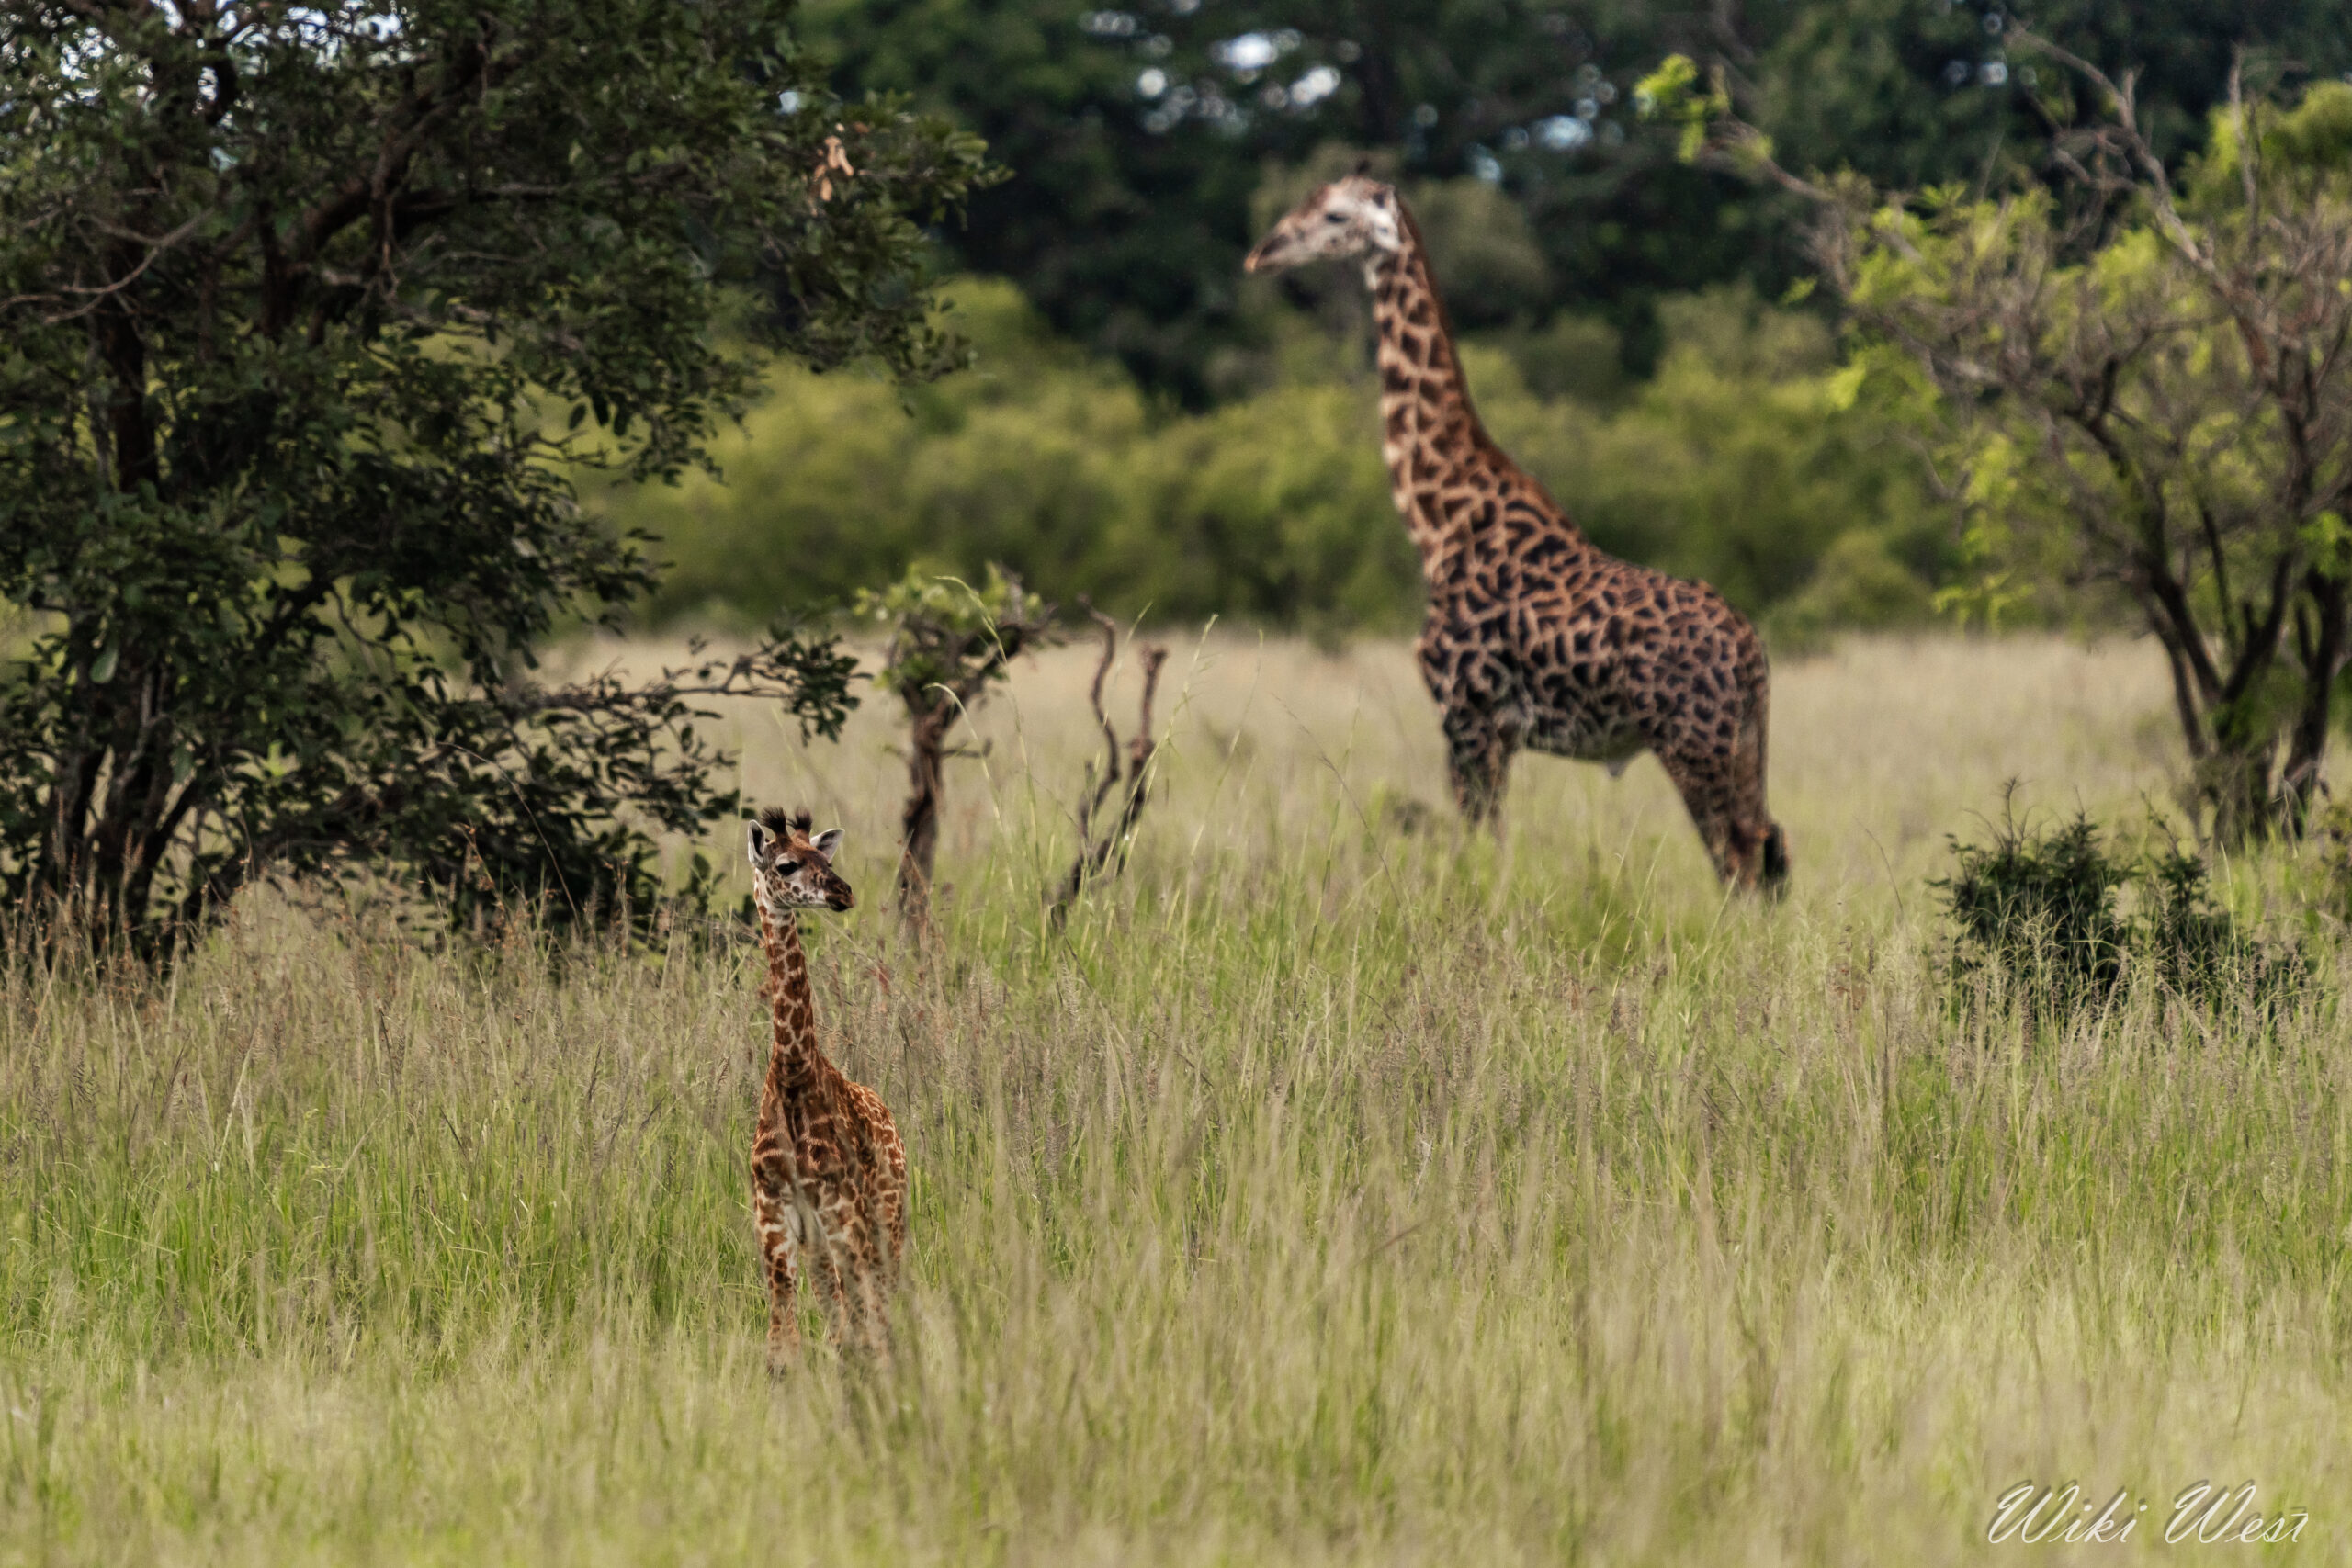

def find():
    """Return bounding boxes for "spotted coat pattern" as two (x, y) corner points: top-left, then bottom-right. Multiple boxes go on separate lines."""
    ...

(745, 808), (906, 1366)
(1248, 177), (1789, 889)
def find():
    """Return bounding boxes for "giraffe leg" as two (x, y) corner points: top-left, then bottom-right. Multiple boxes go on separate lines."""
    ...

(846, 1086), (909, 1277)
(1656, 748), (1746, 886)
(1724, 651), (1788, 895)
(1442, 706), (1518, 828)
(1740, 667), (1787, 893)
(1659, 749), (1784, 891)
(753, 1188), (801, 1372)
(806, 1231), (851, 1348)
(882, 1148), (908, 1277)
(849, 1253), (890, 1359)
(822, 1200), (891, 1359)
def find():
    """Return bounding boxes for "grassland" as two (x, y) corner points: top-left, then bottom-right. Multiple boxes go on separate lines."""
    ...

(1, 633), (2346, 1565)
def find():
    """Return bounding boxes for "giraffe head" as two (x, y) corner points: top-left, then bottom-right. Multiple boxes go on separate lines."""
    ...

(745, 808), (854, 916)
(1244, 174), (1404, 276)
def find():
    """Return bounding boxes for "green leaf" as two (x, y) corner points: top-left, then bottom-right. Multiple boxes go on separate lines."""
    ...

(1824, 361), (1867, 412)
(2301, 511), (2350, 581)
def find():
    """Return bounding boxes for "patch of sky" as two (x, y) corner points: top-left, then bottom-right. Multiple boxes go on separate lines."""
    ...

(1145, 79), (1243, 134)
(1290, 65), (1342, 108)
(1535, 114), (1590, 151)
(1211, 31), (1293, 78)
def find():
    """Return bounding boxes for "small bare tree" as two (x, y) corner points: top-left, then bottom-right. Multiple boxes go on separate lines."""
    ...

(1048, 604), (1169, 926)
(1642, 51), (2352, 840)
(857, 565), (1056, 929)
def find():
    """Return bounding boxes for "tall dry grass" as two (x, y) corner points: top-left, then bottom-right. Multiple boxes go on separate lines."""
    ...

(1, 634), (2344, 1565)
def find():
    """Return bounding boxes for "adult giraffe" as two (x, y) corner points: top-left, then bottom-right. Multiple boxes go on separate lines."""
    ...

(1248, 175), (1789, 891)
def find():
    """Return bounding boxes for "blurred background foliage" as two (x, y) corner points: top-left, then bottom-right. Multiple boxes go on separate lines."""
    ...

(598, 0), (2352, 639)
(791, 0), (2349, 396)
(602, 276), (1947, 639)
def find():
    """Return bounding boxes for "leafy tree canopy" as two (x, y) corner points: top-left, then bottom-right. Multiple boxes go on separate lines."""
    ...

(0, 0), (989, 955)
(1651, 47), (2352, 838)
(797, 0), (2351, 400)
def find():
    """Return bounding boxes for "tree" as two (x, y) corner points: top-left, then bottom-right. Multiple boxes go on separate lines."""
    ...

(1743, 0), (2352, 192)
(797, 0), (2352, 400)
(856, 565), (1055, 930)
(1647, 47), (2352, 840)
(0, 0), (989, 955)
(797, 0), (1814, 396)
(1047, 603), (1167, 927)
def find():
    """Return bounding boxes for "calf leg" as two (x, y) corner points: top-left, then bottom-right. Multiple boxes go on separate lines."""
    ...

(819, 1206), (889, 1358)
(753, 1187), (801, 1372)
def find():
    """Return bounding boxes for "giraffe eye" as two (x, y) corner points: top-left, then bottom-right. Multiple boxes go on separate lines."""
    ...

(1324, 211), (1346, 223)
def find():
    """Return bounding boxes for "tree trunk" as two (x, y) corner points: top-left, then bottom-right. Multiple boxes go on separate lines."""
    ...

(895, 705), (949, 931)
(2199, 740), (2280, 847)
(1048, 626), (1166, 926)
(2279, 572), (2349, 830)
(2132, 558), (2310, 848)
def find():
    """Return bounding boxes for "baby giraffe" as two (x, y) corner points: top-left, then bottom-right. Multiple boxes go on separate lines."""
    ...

(743, 807), (906, 1366)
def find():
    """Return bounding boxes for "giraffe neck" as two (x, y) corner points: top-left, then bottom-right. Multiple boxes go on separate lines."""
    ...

(1368, 220), (1581, 572)
(758, 906), (825, 1093)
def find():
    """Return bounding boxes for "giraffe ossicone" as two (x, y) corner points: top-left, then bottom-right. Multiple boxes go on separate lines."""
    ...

(1247, 175), (1790, 891)
(743, 807), (907, 1368)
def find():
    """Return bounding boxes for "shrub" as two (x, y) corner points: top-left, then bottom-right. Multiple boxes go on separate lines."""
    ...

(1936, 795), (2304, 1012)
(605, 278), (1944, 637)
(1937, 804), (2133, 1006)
(2137, 842), (2308, 1006)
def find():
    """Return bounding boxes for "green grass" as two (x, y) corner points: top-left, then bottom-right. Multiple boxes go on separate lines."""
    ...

(2, 634), (2346, 1564)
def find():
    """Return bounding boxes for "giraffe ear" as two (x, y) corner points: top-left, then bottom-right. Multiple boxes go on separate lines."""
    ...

(745, 818), (768, 865)
(808, 828), (844, 863)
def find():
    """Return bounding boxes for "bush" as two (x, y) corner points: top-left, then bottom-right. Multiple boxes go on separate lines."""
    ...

(1937, 806), (2134, 1006)
(1936, 795), (2304, 1012)
(602, 279), (1946, 637)
(2137, 842), (2307, 1005)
